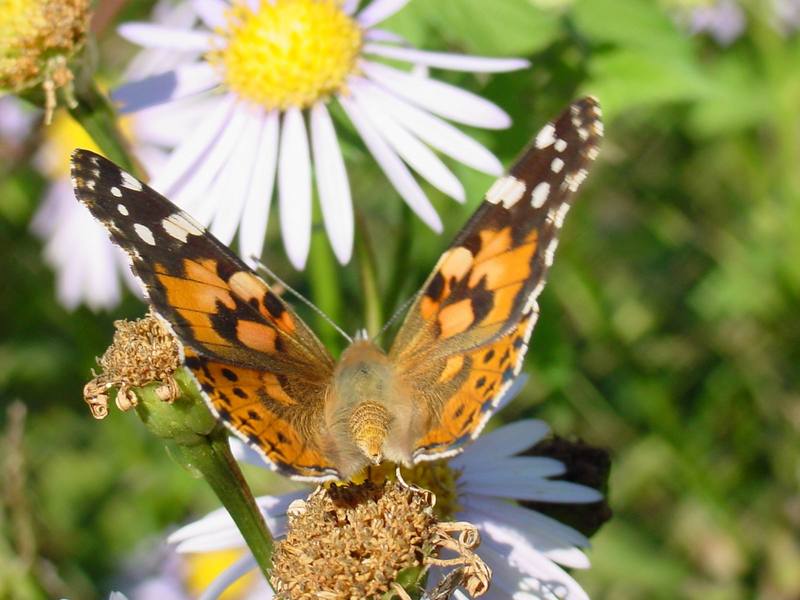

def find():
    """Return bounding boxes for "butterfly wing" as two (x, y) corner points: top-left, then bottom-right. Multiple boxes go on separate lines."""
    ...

(389, 97), (603, 460)
(71, 150), (339, 480)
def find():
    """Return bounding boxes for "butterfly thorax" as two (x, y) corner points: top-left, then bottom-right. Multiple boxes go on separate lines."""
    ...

(327, 340), (419, 478)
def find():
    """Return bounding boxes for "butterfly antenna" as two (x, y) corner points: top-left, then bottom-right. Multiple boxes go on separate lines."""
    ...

(373, 291), (418, 342)
(250, 256), (353, 345)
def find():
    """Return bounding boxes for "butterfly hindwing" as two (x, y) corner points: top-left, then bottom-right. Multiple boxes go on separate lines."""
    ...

(390, 97), (603, 460)
(71, 150), (339, 480)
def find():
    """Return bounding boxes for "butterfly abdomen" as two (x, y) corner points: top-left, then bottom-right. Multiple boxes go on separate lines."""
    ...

(326, 341), (420, 477)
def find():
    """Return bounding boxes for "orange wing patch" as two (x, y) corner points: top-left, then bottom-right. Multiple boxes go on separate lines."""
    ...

(413, 307), (538, 459)
(393, 97), (603, 461)
(71, 149), (338, 480)
(185, 349), (337, 479)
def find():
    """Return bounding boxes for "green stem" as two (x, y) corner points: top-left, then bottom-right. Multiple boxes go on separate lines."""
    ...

(355, 210), (383, 337)
(68, 77), (143, 178)
(308, 219), (344, 353)
(133, 369), (273, 575)
(383, 202), (414, 318)
(178, 426), (274, 574)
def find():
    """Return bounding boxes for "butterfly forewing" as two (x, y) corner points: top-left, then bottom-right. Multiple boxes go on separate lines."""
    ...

(389, 97), (603, 460)
(71, 150), (339, 479)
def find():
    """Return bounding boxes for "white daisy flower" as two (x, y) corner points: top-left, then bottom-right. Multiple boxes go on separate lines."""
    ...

(113, 0), (529, 269)
(686, 0), (746, 45)
(27, 0), (216, 313)
(168, 378), (604, 599)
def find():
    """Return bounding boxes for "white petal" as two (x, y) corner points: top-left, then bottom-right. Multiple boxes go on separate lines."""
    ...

(357, 0), (411, 27)
(122, 2), (204, 81)
(338, 95), (442, 232)
(364, 28), (406, 43)
(493, 372), (529, 413)
(463, 478), (603, 503)
(459, 456), (566, 485)
(172, 527), (247, 553)
(132, 95), (219, 147)
(192, 0), (228, 28)
(209, 107), (264, 244)
(463, 497), (590, 568)
(197, 554), (265, 600)
(169, 492), (304, 550)
(118, 23), (214, 51)
(229, 436), (272, 468)
(362, 60), (511, 129)
(342, 0), (360, 14)
(180, 103), (252, 223)
(479, 536), (590, 600)
(355, 79), (502, 174)
(364, 43), (529, 72)
(351, 85), (464, 202)
(278, 107), (312, 269)
(150, 94), (236, 194)
(453, 418), (550, 468)
(464, 494), (589, 548)
(239, 110), (279, 264)
(113, 63), (221, 113)
(310, 103), (354, 264)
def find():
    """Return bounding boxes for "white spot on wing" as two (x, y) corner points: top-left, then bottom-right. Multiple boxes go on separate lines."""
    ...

(535, 122), (556, 149)
(110, 186), (122, 198)
(530, 182), (550, 208)
(565, 168), (588, 192)
(486, 175), (526, 208)
(543, 237), (559, 266)
(554, 139), (567, 152)
(117, 204), (129, 216)
(553, 202), (571, 228)
(162, 212), (204, 244)
(134, 223), (156, 246)
(120, 171), (143, 191)
(551, 157), (564, 173)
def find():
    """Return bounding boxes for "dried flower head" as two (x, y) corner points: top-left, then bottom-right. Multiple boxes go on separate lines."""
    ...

(0, 0), (91, 122)
(83, 313), (182, 418)
(271, 479), (436, 599)
(270, 475), (494, 599)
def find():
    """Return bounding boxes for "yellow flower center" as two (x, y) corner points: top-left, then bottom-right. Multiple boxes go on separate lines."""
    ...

(210, 0), (363, 110)
(184, 549), (256, 600)
(357, 460), (462, 520)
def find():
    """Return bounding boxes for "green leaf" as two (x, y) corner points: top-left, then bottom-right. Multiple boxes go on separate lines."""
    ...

(397, 0), (562, 55)
(572, 0), (687, 54)
(585, 49), (711, 117)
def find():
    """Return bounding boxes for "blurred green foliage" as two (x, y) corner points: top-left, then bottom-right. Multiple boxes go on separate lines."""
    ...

(2, 0), (800, 598)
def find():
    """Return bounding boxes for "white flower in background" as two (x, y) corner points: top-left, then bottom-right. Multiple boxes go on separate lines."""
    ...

(685, 0), (746, 44)
(0, 96), (36, 147)
(29, 109), (160, 312)
(25, 0), (214, 313)
(168, 378), (602, 599)
(114, 0), (528, 269)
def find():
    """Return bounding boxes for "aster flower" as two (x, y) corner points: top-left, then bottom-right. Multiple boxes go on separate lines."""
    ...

(168, 378), (604, 599)
(27, 0), (215, 312)
(685, 0), (746, 45)
(113, 0), (528, 269)
(28, 107), (172, 312)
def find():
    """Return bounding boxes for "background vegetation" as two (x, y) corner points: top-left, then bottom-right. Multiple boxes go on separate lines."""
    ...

(1, 0), (799, 598)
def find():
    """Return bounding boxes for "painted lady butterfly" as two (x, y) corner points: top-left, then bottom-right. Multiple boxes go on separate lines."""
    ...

(72, 97), (602, 481)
